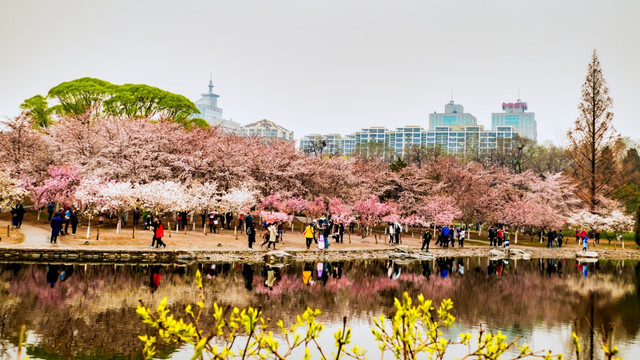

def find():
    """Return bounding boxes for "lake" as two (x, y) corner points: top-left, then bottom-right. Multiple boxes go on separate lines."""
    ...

(0, 257), (638, 359)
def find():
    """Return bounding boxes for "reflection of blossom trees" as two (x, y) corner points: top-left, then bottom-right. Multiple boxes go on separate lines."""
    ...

(0, 259), (638, 358)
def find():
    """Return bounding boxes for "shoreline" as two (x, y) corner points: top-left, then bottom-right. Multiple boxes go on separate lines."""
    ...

(1, 245), (638, 264)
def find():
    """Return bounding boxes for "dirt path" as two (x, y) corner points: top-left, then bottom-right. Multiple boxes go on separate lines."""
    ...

(1, 220), (638, 261)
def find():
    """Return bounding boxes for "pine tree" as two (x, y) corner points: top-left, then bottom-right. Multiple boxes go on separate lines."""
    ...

(567, 49), (619, 212)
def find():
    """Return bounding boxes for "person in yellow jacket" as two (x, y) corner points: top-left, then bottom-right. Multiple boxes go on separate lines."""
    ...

(303, 223), (315, 250)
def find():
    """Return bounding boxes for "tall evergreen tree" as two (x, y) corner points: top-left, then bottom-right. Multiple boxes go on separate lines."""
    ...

(567, 49), (619, 212)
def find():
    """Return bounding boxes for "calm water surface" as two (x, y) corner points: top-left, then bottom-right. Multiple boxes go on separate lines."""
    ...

(0, 257), (638, 359)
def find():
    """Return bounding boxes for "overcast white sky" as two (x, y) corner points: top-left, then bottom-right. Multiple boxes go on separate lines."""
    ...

(1, 0), (639, 145)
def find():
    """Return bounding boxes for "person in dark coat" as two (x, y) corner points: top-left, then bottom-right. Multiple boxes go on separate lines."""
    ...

(133, 208), (141, 226)
(50, 212), (63, 243)
(225, 212), (233, 230)
(421, 229), (432, 252)
(180, 211), (188, 230)
(15, 204), (26, 228)
(10, 207), (18, 227)
(70, 210), (79, 235)
(247, 222), (256, 250)
(47, 202), (56, 221)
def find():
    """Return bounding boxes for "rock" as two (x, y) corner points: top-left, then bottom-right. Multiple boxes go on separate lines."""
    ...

(84, 241), (90, 245)
(265, 250), (293, 258)
(410, 253), (435, 261)
(576, 250), (598, 258)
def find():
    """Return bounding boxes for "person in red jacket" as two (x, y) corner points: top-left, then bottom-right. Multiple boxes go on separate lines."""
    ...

(150, 216), (166, 248)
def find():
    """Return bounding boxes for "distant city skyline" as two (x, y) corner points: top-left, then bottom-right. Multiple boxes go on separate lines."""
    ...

(1, 0), (639, 145)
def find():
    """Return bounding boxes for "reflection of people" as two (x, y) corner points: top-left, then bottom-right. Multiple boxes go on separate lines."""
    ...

(46, 265), (58, 288)
(59, 265), (73, 281)
(242, 264), (254, 291)
(387, 261), (401, 279)
(321, 263), (329, 286)
(150, 265), (162, 292)
(331, 262), (343, 279)
(579, 262), (588, 278)
(438, 258), (453, 278)
(488, 260), (496, 276)
(265, 268), (276, 289)
(303, 263), (313, 286)
(421, 260), (432, 278)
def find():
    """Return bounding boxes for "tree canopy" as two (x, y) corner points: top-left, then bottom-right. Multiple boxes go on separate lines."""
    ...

(23, 77), (201, 127)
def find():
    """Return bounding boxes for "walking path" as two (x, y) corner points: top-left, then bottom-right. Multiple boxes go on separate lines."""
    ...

(10, 222), (53, 248)
(0, 220), (638, 263)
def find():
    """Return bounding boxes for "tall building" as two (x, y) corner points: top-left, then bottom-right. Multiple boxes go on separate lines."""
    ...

(193, 76), (241, 132)
(241, 119), (294, 141)
(428, 101), (478, 129)
(300, 125), (518, 157)
(491, 100), (537, 141)
(300, 133), (354, 155)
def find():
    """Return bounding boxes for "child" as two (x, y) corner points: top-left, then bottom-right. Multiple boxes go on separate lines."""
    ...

(582, 236), (588, 251)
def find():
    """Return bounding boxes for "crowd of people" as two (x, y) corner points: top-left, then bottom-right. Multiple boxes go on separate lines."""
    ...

(7, 203), (605, 253)
(48, 207), (80, 243)
(300, 215), (346, 251)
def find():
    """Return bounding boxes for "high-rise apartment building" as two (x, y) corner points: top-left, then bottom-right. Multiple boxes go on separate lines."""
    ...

(299, 100), (526, 157)
(491, 100), (536, 141)
(428, 101), (478, 129)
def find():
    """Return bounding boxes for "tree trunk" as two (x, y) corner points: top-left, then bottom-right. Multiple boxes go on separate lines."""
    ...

(116, 219), (121, 234)
(132, 224), (135, 239)
(37, 211), (41, 221)
(86, 216), (91, 239)
(514, 229), (518, 244)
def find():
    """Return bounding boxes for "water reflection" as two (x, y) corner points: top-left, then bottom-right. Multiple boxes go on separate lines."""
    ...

(0, 258), (637, 359)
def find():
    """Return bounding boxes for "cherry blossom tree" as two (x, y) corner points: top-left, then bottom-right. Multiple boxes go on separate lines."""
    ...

(33, 165), (82, 209)
(135, 181), (188, 216)
(328, 198), (354, 224)
(258, 211), (293, 224)
(219, 185), (259, 234)
(186, 182), (221, 232)
(0, 171), (28, 212)
(601, 209), (635, 245)
(305, 197), (327, 219)
(72, 176), (107, 238)
(97, 181), (135, 233)
(258, 193), (283, 212)
(352, 197), (393, 237)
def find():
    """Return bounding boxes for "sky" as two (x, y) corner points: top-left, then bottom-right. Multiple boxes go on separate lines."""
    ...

(1, 0), (639, 145)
